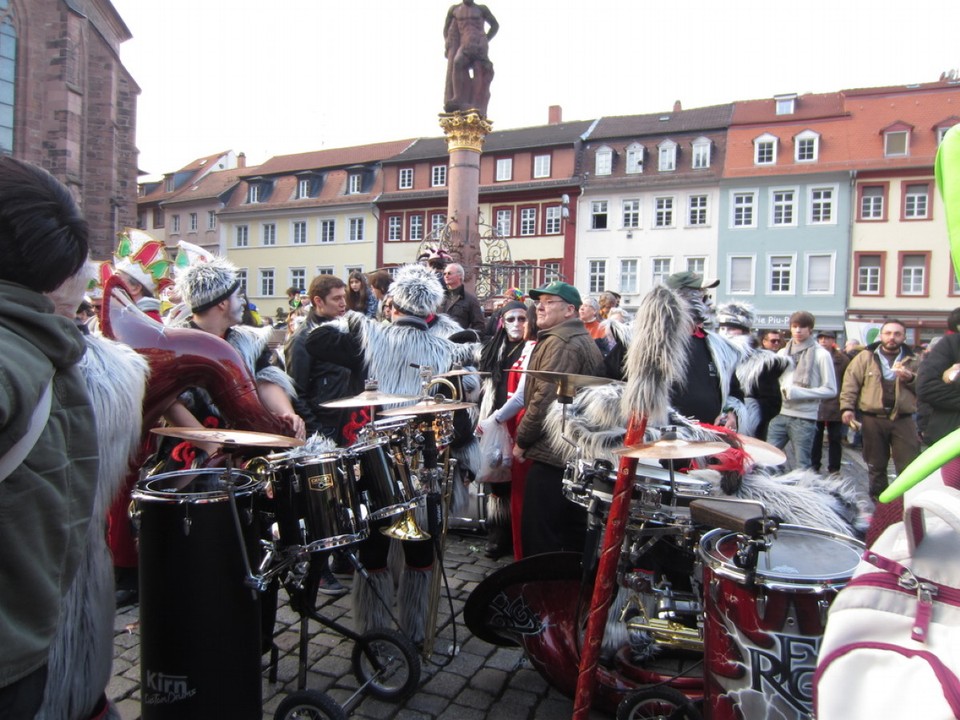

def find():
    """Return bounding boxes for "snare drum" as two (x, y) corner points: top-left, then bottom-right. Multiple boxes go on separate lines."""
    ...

(132, 468), (263, 719)
(364, 415), (415, 447)
(347, 438), (418, 520)
(698, 524), (864, 720)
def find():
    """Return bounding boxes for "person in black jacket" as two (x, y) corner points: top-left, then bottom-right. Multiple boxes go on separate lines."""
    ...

(917, 321), (960, 446)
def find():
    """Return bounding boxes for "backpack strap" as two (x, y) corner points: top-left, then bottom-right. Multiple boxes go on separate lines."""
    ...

(905, 486), (960, 553)
(0, 378), (54, 483)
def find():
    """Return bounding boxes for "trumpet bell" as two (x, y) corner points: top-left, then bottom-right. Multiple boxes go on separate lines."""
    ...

(380, 509), (431, 541)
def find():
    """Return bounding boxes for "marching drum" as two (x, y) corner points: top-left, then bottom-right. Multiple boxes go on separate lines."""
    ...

(698, 524), (864, 720)
(132, 468), (264, 719)
(347, 438), (419, 521)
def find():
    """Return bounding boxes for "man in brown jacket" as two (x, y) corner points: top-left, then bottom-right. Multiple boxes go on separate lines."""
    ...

(840, 320), (919, 499)
(513, 281), (605, 556)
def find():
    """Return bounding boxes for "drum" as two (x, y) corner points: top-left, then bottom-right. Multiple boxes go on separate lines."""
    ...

(132, 468), (263, 720)
(347, 438), (418, 521)
(698, 524), (864, 720)
(269, 451), (367, 551)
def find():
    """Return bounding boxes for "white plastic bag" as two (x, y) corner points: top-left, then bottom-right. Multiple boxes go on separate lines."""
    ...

(477, 418), (513, 484)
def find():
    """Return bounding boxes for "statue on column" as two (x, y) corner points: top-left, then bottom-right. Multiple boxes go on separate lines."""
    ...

(443, 0), (499, 117)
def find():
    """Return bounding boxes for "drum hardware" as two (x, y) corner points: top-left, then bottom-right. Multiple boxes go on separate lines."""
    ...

(319, 380), (419, 408)
(380, 508), (430, 541)
(379, 397), (476, 416)
(422, 456), (458, 660)
(624, 615), (703, 654)
(435, 367), (491, 379)
(150, 426), (304, 448)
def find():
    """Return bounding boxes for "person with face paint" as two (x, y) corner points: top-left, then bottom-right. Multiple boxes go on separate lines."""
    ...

(477, 301), (537, 559)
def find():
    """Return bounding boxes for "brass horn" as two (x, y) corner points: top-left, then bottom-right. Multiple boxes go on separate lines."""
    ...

(380, 508), (431, 541)
(422, 376), (459, 402)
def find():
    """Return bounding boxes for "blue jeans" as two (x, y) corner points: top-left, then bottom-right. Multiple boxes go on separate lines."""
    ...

(767, 414), (818, 470)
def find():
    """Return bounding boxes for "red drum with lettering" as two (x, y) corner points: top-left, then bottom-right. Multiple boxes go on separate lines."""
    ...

(347, 438), (418, 520)
(132, 469), (263, 719)
(698, 525), (863, 720)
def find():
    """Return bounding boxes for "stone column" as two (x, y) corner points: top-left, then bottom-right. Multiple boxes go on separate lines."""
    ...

(438, 110), (492, 294)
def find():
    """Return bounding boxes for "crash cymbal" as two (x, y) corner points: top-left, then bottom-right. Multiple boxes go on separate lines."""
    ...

(735, 434), (787, 466)
(616, 438), (729, 461)
(320, 389), (420, 408)
(436, 368), (491, 379)
(380, 398), (477, 416)
(509, 369), (621, 396)
(152, 427), (304, 448)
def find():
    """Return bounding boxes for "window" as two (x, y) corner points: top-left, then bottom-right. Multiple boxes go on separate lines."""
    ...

(349, 217), (364, 242)
(884, 130), (909, 157)
(292, 221), (307, 245)
(207, 211), (217, 230)
(595, 147), (613, 176)
(544, 205), (562, 234)
(165, 177), (174, 193)
(686, 257), (706, 275)
(348, 173), (363, 195)
(516, 267), (535, 294)
(153, 208), (164, 229)
(171, 214), (181, 233)
(729, 256), (755, 294)
(625, 143), (644, 174)
(588, 260), (607, 293)
(189, 213), (198, 232)
(320, 219), (335, 244)
(247, 184), (261, 203)
(652, 258), (672, 285)
(775, 94), (796, 115)
(903, 183), (930, 220)
(263, 223), (277, 246)
(806, 254), (834, 293)
(543, 262), (561, 284)
(259, 269), (275, 296)
(290, 268), (306, 292)
(732, 192), (756, 228)
(387, 215), (402, 241)
(769, 255), (794, 293)
(316, 267), (335, 276)
(855, 254), (883, 295)
(754, 133), (778, 165)
(655, 197), (674, 228)
(409, 214), (424, 241)
(430, 213), (447, 235)
(0, 14), (17, 154)
(591, 201), (608, 230)
(237, 269), (247, 295)
(859, 185), (886, 220)
(297, 178), (311, 199)
(622, 199), (640, 229)
(899, 253), (929, 296)
(809, 187), (835, 224)
(519, 207), (537, 236)
(658, 140), (677, 172)
(431, 165), (447, 187)
(939, 126), (956, 145)
(688, 195), (708, 226)
(495, 208), (512, 237)
(794, 130), (819, 162)
(496, 157), (513, 182)
(620, 259), (639, 294)
(399, 168), (413, 189)
(236, 225), (249, 247)
(533, 154), (551, 179)
(691, 137), (711, 169)
(771, 189), (796, 226)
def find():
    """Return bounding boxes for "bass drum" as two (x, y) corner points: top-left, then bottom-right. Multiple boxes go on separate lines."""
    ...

(132, 468), (263, 720)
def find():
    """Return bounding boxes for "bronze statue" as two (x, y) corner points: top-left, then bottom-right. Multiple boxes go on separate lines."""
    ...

(443, 0), (499, 117)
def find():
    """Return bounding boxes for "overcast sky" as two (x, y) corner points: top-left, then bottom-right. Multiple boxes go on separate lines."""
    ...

(110, 0), (959, 177)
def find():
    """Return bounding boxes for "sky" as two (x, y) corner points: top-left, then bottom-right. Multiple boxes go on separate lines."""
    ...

(110, 0), (960, 178)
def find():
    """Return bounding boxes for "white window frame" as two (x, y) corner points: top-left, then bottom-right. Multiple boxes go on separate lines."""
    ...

(625, 143), (644, 174)
(687, 194), (708, 227)
(533, 154), (551, 179)
(398, 167), (413, 189)
(754, 133), (778, 165)
(259, 268), (275, 297)
(654, 196), (675, 228)
(620, 258), (639, 294)
(495, 157), (513, 182)
(730, 190), (757, 228)
(348, 217), (365, 242)
(884, 130), (910, 157)
(591, 200), (609, 230)
(315, 266), (335, 277)
(686, 257), (706, 276)
(347, 173), (362, 195)
(292, 221), (307, 245)
(857, 255), (882, 295)
(188, 212), (198, 232)
(289, 268), (306, 292)
(652, 257), (673, 285)
(495, 208), (512, 237)
(900, 254), (926, 295)
(263, 223), (277, 246)
(595, 146), (613, 176)
(768, 253), (796, 295)
(938, 126), (955, 145)
(171, 214), (181, 233)
(207, 210), (217, 230)
(728, 255), (755, 295)
(588, 259), (607, 293)
(236, 269), (247, 295)
(794, 130), (820, 163)
(808, 185), (838, 225)
(387, 215), (402, 241)
(431, 165), (447, 187)
(319, 219), (335, 244)
(430, 213), (447, 235)
(775, 94), (796, 115)
(658, 140), (677, 172)
(691, 137), (711, 169)
(804, 252), (835, 294)
(235, 225), (249, 247)
(519, 207), (536, 236)
(544, 205), (562, 235)
(247, 184), (261, 204)
(770, 187), (798, 227)
(622, 198), (640, 229)
(904, 183), (930, 219)
(297, 177), (311, 199)
(409, 214), (424, 241)
(860, 186), (885, 220)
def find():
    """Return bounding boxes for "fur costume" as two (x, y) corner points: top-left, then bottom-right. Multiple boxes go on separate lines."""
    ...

(174, 255), (240, 313)
(38, 337), (149, 720)
(734, 339), (792, 434)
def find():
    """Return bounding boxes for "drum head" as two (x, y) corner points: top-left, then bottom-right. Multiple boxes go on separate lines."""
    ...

(135, 468), (261, 501)
(700, 524), (863, 588)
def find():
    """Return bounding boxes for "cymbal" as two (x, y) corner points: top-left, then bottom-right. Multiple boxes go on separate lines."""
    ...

(152, 427), (304, 448)
(436, 369), (491, 379)
(616, 438), (729, 461)
(735, 434), (787, 466)
(320, 389), (420, 408)
(509, 369), (620, 396)
(380, 398), (477, 416)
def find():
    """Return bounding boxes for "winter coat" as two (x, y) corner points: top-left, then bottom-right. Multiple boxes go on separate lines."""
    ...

(917, 333), (960, 444)
(817, 347), (850, 422)
(776, 341), (837, 421)
(839, 341), (918, 419)
(441, 286), (486, 334)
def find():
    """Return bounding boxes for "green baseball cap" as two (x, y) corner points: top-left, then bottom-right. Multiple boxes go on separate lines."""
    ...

(665, 271), (719, 291)
(529, 281), (582, 308)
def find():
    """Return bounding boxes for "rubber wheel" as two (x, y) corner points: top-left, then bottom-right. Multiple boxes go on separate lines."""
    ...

(351, 628), (421, 701)
(616, 686), (703, 720)
(275, 689), (346, 720)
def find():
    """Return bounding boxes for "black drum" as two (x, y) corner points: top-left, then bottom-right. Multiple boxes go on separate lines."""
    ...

(347, 438), (418, 521)
(132, 468), (263, 720)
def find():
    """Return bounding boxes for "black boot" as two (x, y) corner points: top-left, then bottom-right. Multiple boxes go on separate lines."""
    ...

(484, 493), (513, 559)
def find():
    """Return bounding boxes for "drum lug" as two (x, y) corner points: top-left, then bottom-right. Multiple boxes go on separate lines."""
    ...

(128, 500), (141, 531)
(756, 589), (767, 620)
(182, 515), (192, 536)
(818, 595), (831, 625)
(709, 576), (719, 603)
(243, 507), (253, 525)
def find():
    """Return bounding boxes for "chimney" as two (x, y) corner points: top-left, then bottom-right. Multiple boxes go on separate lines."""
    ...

(237, 152), (247, 168)
(673, 100), (682, 113)
(548, 105), (563, 125)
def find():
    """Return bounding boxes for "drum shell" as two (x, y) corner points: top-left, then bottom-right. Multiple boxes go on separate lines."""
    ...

(348, 439), (417, 521)
(287, 453), (366, 550)
(133, 469), (263, 720)
(698, 524), (863, 720)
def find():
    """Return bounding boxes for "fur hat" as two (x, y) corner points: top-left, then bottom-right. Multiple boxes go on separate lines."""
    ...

(389, 263), (444, 317)
(175, 255), (241, 314)
(715, 301), (755, 331)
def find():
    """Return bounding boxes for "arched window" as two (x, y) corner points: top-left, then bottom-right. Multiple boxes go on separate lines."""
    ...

(0, 2), (17, 155)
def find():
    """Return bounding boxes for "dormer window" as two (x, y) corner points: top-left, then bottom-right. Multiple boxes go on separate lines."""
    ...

(247, 183), (262, 204)
(691, 137), (711, 169)
(775, 94), (797, 116)
(164, 177), (175, 193)
(595, 146), (613, 176)
(625, 143), (644, 174)
(398, 167), (413, 189)
(882, 121), (913, 157)
(754, 133), (779, 165)
(658, 140), (677, 172)
(935, 118), (959, 145)
(296, 177), (311, 199)
(347, 172), (362, 194)
(794, 130), (820, 163)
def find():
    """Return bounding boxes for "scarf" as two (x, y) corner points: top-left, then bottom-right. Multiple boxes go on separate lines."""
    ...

(785, 336), (817, 388)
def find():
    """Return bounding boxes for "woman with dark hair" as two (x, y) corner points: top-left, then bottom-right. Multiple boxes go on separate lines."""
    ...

(345, 270), (377, 318)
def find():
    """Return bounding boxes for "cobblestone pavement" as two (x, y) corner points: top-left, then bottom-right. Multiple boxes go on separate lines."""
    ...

(108, 443), (872, 719)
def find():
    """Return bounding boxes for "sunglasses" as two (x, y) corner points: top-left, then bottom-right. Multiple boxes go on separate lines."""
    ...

(503, 315), (527, 324)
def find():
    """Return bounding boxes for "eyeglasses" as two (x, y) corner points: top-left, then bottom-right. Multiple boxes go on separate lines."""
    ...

(503, 316), (527, 324)
(766, 338), (782, 344)
(536, 300), (568, 308)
